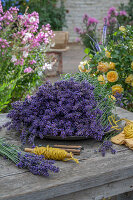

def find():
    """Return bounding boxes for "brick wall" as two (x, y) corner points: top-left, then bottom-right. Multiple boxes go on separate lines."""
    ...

(62, 0), (129, 42)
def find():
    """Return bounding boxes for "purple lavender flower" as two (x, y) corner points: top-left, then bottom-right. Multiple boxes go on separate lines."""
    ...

(114, 92), (124, 107)
(98, 140), (116, 156)
(7, 79), (107, 143)
(17, 153), (59, 176)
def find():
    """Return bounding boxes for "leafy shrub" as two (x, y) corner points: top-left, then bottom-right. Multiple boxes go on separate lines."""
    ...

(7, 79), (115, 144)
(1, 0), (67, 30)
(119, 0), (133, 25)
(0, 1), (54, 112)
(81, 25), (133, 111)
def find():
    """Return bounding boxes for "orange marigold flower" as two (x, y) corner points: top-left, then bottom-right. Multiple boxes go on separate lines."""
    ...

(98, 75), (105, 84)
(108, 62), (115, 70)
(112, 84), (124, 95)
(107, 71), (118, 82)
(97, 62), (108, 73)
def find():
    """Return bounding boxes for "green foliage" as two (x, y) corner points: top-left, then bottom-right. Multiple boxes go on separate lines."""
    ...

(119, 0), (133, 24)
(0, 70), (22, 112)
(28, 0), (67, 30)
(83, 25), (133, 111)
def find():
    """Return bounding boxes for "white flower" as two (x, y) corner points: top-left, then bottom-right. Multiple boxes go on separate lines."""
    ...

(11, 55), (17, 62)
(29, 17), (36, 23)
(23, 33), (32, 42)
(42, 63), (52, 70)
(23, 51), (28, 58)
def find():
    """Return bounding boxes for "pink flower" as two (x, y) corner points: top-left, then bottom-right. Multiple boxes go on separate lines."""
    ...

(110, 17), (117, 24)
(27, 95), (31, 99)
(74, 27), (81, 34)
(29, 59), (36, 65)
(119, 10), (127, 16)
(108, 7), (117, 16)
(24, 67), (34, 73)
(87, 17), (98, 25)
(0, 0), (3, 13)
(14, 58), (24, 66)
(75, 38), (80, 42)
(83, 14), (89, 21)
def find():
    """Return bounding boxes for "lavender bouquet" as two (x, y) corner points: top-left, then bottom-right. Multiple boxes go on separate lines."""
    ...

(6, 78), (115, 144)
(0, 138), (59, 176)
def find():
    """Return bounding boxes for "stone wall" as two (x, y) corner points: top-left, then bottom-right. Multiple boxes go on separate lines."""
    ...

(62, 0), (129, 42)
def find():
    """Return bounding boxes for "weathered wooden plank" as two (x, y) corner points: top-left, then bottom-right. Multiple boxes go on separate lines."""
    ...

(0, 107), (133, 200)
(49, 177), (133, 200)
(1, 149), (133, 200)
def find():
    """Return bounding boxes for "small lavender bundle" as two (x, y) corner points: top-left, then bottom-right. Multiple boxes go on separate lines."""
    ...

(0, 138), (59, 176)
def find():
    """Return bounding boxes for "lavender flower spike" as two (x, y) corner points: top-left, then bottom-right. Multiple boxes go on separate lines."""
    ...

(86, 34), (101, 52)
(102, 18), (107, 46)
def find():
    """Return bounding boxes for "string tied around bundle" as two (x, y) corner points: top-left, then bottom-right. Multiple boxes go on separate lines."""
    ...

(25, 145), (79, 164)
(108, 115), (133, 139)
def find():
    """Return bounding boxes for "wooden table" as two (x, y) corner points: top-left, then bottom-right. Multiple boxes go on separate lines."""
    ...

(0, 107), (133, 200)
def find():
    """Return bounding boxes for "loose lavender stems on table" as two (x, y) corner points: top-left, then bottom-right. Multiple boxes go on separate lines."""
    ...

(0, 138), (59, 176)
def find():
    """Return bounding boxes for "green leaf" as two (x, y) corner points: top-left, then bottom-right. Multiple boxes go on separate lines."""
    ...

(84, 48), (90, 55)
(89, 54), (94, 59)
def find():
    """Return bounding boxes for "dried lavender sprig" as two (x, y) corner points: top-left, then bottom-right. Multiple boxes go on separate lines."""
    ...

(0, 139), (59, 176)
(98, 140), (116, 157)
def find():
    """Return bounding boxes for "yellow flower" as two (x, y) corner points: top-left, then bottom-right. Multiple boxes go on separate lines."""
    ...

(107, 71), (118, 82)
(97, 62), (109, 73)
(125, 74), (133, 84)
(119, 26), (126, 32)
(109, 95), (116, 101)
(78, 65), (86, 72)
(98, 75), (105, 84)
(105, 50), (111, 58)
(78, 60), (91, 73)
(131, 62), (133, 70)
(131, 82), (133, 87)
(112, 84), (124, 95)
(108, 62), (115, 70)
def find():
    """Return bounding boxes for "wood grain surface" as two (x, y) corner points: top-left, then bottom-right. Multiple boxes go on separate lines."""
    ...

(0, 107), (133, 200)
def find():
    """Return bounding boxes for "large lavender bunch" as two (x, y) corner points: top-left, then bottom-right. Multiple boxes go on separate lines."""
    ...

(7, 79), (107, 143)
(63, 73), (115, 131)
(0, 138), (59, 176)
